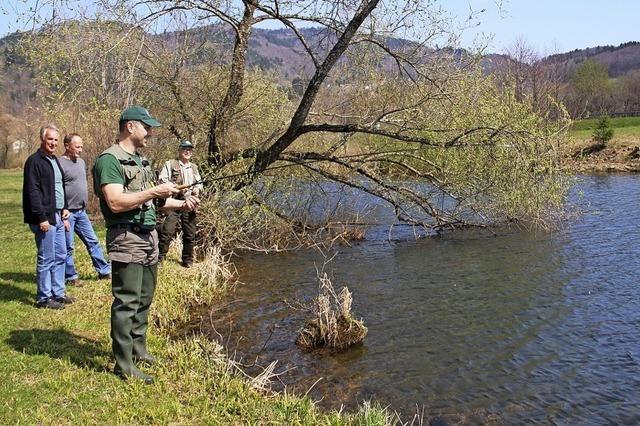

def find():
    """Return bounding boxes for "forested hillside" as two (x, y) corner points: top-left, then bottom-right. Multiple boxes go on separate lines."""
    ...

(1, 24), (638, 122)
(545, 41), (640, 78)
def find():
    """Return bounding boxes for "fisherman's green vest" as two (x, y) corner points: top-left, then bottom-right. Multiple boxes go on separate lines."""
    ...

(93, 143), (157, 227)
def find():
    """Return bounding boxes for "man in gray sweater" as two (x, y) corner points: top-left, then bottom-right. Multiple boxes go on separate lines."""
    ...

(58, 133), (111, 284)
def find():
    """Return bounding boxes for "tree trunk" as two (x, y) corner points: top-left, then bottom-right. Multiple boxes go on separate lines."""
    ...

(207, 2), (256, 166)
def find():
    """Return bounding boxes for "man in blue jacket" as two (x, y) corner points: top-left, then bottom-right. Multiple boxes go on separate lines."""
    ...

(22, 125), (74, 309)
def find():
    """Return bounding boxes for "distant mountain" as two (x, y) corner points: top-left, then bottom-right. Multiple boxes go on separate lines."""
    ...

(163, 25), (640, 82)
(156, 25), (320, 79)
(1, 24), (639, 115)
(545, 41), (640, 78)
(0, 31), (34, 114)
(155, 25), (427, 81)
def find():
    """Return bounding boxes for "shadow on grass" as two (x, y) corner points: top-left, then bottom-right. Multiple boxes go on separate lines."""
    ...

(0, 273), (34, 304)
(6, 328), (111, 372)
(0, 271), (34, 285)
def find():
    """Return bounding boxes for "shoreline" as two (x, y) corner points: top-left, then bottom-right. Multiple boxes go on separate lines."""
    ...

(564, 142), (640, 173)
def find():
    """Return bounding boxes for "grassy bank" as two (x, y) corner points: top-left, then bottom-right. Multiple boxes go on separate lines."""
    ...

(0, 169), (390, 424)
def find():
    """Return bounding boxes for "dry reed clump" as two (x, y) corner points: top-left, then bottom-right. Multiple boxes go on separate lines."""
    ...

(296, 272), (367, 351)
(326, 223), (366, 246)
(167, 232), (236, 289)
(167, 231), (184, 259)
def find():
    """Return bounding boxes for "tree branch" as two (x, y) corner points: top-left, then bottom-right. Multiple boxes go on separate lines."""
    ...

(252, 0), (382, 174)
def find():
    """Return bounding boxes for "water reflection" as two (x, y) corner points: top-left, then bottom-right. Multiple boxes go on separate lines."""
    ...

(202, 175), (640, 423)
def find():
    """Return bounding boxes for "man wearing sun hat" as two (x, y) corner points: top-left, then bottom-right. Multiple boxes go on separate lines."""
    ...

(93, 105), (200, 384)
(157, 140), (203, 268)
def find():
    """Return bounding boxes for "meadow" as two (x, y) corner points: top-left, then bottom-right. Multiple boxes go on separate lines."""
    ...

(568, 116), (640, 145)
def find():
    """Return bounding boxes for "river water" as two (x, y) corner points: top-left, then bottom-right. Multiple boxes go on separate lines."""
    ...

(203, 175), (640, 424)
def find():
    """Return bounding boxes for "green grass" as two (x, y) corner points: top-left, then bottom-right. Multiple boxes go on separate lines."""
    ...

(568, 117), (640, 146)
(0, 169), (392, 425)
(570, 116), (640, 131)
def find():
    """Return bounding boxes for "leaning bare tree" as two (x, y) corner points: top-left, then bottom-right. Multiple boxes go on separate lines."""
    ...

(15, 0), (571, 250)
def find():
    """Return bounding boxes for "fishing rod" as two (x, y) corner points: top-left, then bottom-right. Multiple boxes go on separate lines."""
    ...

(175, 169), (254, 190)
(174, 158), (333, 190)
(173, 148), (419, 190)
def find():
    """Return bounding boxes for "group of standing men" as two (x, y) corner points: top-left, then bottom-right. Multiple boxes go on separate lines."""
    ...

(22, 106), (201, 383)
(22, 127), (111, 309)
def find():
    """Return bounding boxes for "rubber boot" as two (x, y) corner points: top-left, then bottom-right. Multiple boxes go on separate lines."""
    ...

(111, 261), (143, 378)
(158, 211), (178, 261)
(131, 264), (157, 365)
(114, 365), (154, 385)
(181, 211), (197, 266)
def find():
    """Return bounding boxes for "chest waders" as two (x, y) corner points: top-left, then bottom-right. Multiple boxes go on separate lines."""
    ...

(98, 144), (157, 383)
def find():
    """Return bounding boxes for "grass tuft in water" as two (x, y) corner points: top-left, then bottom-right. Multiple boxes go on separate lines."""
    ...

(296, 272), (368, 351)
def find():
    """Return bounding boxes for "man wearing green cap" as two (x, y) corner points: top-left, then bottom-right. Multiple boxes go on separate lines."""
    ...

(93, 105), (200, 384)
(157, 140), (203, 267)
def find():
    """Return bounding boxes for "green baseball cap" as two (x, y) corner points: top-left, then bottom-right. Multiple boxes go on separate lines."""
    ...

(120, 105), (161, 127)
(179, 140), (194, 149)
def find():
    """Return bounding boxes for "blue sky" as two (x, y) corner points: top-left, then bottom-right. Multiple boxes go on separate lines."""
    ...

(448, 0), (640, 54)
(1, 0), (638, 55)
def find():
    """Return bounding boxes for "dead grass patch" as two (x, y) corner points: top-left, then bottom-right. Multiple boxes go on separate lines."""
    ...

(296, 272), (367, 351)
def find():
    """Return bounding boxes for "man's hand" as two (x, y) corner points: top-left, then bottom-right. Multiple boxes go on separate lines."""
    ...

(152, 182), (180, 199)
(61, 209), (70, 220)
(182, 195), (200, 211)
(39, 220), (49, 232)
(63, 219), (70, 232)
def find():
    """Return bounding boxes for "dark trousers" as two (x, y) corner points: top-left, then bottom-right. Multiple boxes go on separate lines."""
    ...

(158, 210), (197, 263)
(111, 261), (157, 374)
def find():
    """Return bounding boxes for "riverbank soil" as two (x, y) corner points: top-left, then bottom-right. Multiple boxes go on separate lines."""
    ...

(565, 118), (640, 172)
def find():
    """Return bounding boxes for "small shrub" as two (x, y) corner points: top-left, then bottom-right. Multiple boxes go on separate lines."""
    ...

(592, 116), (614, 143)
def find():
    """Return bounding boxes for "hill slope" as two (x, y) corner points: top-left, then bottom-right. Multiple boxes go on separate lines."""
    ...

(1, 25), (639, 115)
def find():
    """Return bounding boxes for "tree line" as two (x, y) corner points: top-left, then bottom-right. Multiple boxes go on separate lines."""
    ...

(498, 37), (640, 120)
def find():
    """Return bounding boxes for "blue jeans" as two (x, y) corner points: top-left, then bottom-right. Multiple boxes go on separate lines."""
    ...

(29, 212), (67, 303)
(65, 209), (111, 281)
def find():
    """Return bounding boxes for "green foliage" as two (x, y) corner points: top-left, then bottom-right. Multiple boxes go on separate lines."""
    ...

(441, 79), (569, 228)
(348, 69), (570, 229)
(18, 21), (145, 114)
(147, 62), (290, 151)
(592, 117), (614, 143)
(15, 14), (571, 244)
(18, 20), (293, 166)
(16, 21), (150, 169)
(188, 61), (572, 248)
(571, 59), (609, 93)
(568, 59), (611, 116)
